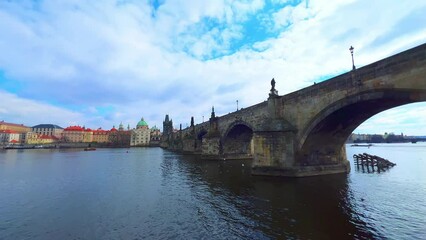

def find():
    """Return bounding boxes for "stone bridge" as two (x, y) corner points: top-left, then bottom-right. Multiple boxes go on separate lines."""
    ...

(161, 43), (426, 177)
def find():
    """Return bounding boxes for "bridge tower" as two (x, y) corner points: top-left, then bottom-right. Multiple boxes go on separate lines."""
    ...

(160, 114), (173, 148)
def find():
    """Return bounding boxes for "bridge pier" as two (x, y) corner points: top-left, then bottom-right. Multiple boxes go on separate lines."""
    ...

(251, 130), (295, 169)
(182, 138), (197, 154)
(252, 131), (350, 177)
(252, 142), (350, 177)
(201, 136), (222, 159)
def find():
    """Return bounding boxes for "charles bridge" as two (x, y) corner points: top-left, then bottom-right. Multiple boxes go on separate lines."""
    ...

(161, 43), (426, 177)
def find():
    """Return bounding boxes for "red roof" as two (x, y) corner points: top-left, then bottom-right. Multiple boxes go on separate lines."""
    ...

(10, 139), (19, 143)
(110, 127), (117, 132)
(64, 126), (85, 131)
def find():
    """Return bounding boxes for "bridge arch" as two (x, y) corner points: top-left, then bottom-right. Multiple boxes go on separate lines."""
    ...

(222, 121), (254, 159)
(197, 128), (208, 140)
(297, 89), (426, 165)
(195, 128), (208, 151)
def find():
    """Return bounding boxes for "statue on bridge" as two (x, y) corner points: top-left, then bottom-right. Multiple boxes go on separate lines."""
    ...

(269, 78), (279, 97)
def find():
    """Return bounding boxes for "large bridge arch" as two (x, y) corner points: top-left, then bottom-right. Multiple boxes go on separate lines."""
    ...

(222, 120), (254, 159)
(297, 89), (426, 165)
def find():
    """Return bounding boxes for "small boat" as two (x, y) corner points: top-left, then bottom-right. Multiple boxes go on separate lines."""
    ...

(351, 144), (372, 147)
(84, 147), (96, 151)
(4, 145), (26, 149)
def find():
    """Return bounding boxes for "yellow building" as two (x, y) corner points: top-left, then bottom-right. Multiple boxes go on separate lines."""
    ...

(26, 132), (58, 144)
(92, 129), (109, 143)
(0, 121), (31, 143)
(26, 132), (38, 144)
(83, 129), (93, 143)
(62, 126), (85, 142)
(0, 121), (31, 133)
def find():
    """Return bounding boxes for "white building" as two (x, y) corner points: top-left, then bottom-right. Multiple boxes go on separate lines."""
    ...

(32, 124), (64, 139)
(0, 130), (20, 145)
(130, 118), (151, 146)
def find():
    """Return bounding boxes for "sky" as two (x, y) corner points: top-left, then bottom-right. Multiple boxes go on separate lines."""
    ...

(0, 0), (426, 135)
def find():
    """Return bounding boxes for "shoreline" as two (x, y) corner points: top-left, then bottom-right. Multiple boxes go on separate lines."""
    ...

(1, 143), (160, 150)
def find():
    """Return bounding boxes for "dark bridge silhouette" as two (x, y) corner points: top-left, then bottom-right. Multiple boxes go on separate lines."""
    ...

(161, 43), (426, 177)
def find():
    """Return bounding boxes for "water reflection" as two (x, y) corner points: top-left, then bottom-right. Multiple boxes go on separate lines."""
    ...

(1, 146), (424, 239)
(160, 150), (377, 239)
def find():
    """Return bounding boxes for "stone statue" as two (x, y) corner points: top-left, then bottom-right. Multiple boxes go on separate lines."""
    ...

(211, 106), (216, 119)
(269, 78), (278, 97)
(271, 78), (276, 91)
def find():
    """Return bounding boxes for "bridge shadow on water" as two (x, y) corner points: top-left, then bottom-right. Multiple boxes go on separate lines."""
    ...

(161, 150), (381, 239)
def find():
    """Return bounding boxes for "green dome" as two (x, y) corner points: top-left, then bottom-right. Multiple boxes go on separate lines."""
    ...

(137, 118), (148, 127)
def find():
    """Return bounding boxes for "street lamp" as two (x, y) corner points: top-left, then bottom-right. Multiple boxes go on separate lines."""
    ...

(202, 115), (204, 122)
(349, 46), (355, 70)
(236, 100), (239, 111)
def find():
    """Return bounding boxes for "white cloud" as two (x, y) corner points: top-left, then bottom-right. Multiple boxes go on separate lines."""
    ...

(354, 103), (426, 136)
(0, 0), (425, 134)
(0, 91), (83, 127)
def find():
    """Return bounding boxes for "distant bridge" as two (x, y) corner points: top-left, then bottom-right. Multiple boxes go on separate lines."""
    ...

(161, 43), (426, 177)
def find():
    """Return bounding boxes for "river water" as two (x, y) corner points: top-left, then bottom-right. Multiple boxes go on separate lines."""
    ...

(0, 143), (425, 239)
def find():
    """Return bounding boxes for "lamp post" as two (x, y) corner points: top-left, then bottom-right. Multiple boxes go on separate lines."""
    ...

(236, 100), (239, 111)
(202, 115), (204, 122)
(349, 46), (355, 70)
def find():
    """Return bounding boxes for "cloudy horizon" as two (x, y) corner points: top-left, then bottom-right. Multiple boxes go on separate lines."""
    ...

(1, 0), (426, 135)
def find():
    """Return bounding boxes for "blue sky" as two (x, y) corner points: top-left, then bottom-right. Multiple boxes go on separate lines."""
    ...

(0, 0), (426, 135)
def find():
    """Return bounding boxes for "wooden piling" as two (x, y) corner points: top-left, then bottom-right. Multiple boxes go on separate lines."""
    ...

(353, 153), (396, 173)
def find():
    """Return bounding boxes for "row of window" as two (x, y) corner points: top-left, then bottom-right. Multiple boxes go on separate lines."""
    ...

(34, 128), (61, 132)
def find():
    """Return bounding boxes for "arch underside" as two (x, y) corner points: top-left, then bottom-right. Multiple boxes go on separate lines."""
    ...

(223, 124), (253, 159)
(298, 89), (426, 166)
(195, 129), (208, 151)
(197, 129), (207, 140)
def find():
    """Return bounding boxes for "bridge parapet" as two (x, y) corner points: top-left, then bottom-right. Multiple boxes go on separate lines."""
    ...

(281, 43), (426, 104)
(278, 43), (426, 147)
